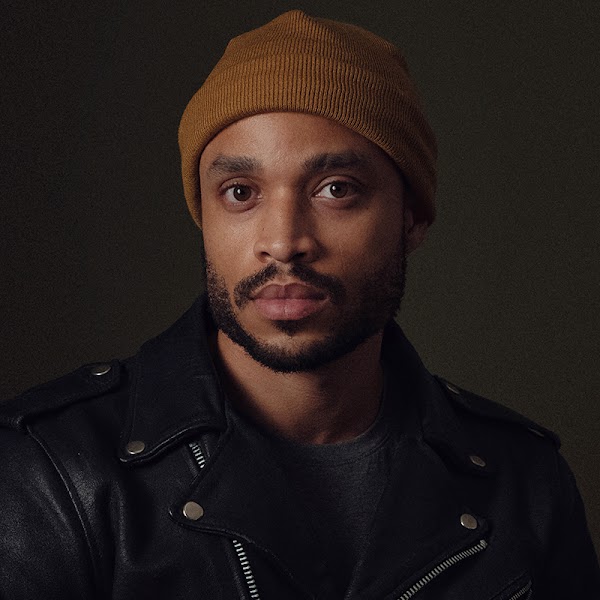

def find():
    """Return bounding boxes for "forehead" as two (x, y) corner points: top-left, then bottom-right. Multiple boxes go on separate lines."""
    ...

(199, 112), (399, 175)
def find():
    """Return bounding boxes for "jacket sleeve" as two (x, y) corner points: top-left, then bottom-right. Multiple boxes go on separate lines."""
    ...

(0, 427), (99, 600)
(540, 453), (600, 598)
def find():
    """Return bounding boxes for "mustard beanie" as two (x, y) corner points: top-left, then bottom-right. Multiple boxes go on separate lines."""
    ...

(179, 10), (437, 226)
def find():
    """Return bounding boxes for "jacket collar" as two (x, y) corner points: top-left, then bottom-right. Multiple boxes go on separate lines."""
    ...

(380, 324), (492, 477)
(119, 293), (486, 475)
(119, 295), (227, 464)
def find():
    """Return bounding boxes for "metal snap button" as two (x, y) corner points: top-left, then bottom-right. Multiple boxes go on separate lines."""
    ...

(183, 501), (204, 521)
(90, 363), (111, 376)
(125, 440), (146, 455)
(469, 455), (486, 468)
(460, 513), (478, 530)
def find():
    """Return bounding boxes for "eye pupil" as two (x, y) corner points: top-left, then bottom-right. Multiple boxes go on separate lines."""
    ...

(233, 186), (251, 201)
(330, 183), (347, 198)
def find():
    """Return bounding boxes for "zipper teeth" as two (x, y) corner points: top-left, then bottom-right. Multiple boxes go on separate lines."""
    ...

(188, 441), (206, 469)
(508, 580), (532, 600)
(232, 539), (261, 599)
(188, 441), (262, 600)
(397, 539), (488, 600)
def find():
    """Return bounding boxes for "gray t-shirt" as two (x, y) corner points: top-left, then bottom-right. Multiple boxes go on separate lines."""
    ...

(228, 366), (410, 598)
(272, 404), (391, 597)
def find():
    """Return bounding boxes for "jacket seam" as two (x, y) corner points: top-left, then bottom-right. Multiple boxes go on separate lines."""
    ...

(27, 425), (104, 599)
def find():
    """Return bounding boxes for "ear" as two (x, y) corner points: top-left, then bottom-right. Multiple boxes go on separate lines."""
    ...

(404, 205), (429, 255)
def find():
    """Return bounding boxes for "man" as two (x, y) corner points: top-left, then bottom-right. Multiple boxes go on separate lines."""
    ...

(1, 10), (598, 599)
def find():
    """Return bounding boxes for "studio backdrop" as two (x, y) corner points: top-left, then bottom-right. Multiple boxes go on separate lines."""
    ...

(1, 0), (599, 552)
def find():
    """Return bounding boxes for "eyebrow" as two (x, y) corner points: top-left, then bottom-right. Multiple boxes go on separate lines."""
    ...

(205, 151), (373, 178)
(206, 155), (262, 176)
(303, 151), (373, 173)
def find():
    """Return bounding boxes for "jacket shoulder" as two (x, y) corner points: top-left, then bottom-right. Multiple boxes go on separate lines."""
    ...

(436, 376), (561, 448)
(0, 360), (124, 432)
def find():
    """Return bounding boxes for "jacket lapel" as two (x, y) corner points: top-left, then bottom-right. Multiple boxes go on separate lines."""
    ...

(346, 436), (488, 599)
(118, 296), (227, 465)
(346, 325), (491, 599)
(172, 418), (328, 599)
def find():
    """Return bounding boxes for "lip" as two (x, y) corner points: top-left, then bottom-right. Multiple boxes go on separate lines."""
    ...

(252, 283), (327, 321)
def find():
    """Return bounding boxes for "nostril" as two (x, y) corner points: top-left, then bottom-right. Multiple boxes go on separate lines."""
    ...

(252, 200), (321, 264)
(253, 233), (319, 264)
(255, 240), (308, 264)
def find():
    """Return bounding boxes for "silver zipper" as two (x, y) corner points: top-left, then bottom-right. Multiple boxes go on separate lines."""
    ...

(507, 580), (532, 600)
(189, 440), (206, 469)
(188, 441), (262, 600)
(232, 539), (261, 599)
(397, 539), (488, 600)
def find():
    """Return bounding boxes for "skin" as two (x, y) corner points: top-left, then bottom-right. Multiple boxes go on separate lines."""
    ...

(199, 113), (428, 444)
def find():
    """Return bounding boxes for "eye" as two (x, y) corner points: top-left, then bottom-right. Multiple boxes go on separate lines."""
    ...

(315, 181), (359, 200)
(223, 184), (254, 203)
(328, 183), (349, 198)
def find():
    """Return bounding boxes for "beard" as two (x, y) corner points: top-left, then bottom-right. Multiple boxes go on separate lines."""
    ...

(203, 238), (407, 373)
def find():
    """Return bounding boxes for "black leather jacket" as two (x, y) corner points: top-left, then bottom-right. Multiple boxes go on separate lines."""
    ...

(1, 295), (599, 599)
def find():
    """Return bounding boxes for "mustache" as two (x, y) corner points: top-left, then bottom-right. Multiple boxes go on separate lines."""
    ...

(234, 263), (346, 309)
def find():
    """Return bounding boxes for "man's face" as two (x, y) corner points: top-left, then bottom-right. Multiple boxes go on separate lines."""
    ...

(199, 113), (426, 373)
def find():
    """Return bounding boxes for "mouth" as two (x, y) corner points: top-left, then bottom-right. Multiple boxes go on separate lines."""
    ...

(251, 283), (328, 321)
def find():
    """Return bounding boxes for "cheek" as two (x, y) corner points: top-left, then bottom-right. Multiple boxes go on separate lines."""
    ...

(203, 231), (258, 302)
(334, 213), (404, 271)
(201, 198), (255, 257)
(202, 231), (235, 286)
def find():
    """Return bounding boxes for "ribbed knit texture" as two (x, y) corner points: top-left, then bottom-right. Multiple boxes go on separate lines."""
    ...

(179, 10), (437, 226)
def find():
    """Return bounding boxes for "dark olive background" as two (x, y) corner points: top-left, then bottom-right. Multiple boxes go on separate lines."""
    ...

(1, 1), (598, 553)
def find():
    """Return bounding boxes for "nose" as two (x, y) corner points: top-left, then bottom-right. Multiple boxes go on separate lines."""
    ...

(253, 192), (320, 264)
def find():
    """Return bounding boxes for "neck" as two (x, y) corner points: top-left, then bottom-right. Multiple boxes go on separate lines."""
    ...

(212, 331), (385, 444)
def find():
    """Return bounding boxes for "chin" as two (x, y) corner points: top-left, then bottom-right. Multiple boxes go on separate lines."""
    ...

(229, 318), (380, 374)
